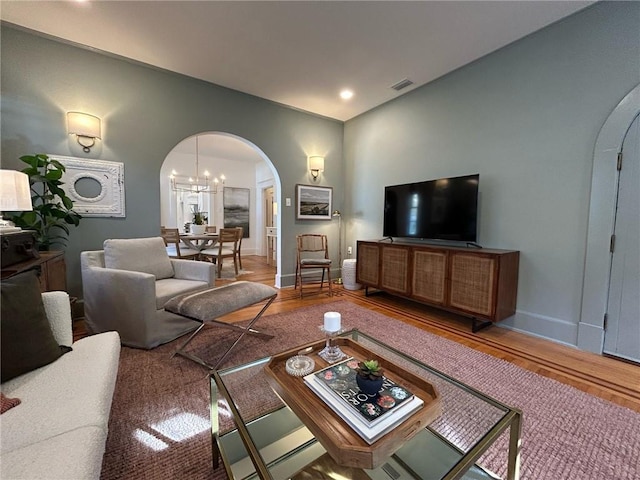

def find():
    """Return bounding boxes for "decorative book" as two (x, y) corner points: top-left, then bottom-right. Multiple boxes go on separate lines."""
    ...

(310, 358), (414, 424)
(304, 357), (424, 443)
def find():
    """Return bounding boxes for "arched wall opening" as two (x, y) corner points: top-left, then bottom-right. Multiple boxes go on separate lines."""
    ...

(159, 131), (282, 285)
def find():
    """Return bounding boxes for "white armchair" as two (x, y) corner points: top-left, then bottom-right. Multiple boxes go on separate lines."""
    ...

(80, 237), (216, 349)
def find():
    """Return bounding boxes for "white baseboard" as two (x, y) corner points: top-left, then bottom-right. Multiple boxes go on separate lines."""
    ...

(577, 321), (604, 353)
(498, 310), (578, 348)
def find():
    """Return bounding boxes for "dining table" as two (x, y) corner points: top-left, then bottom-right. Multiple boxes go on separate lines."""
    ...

(179, 232), (219, 252)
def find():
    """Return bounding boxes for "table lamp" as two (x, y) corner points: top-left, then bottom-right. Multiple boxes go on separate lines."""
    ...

(0, 170), (33, 234)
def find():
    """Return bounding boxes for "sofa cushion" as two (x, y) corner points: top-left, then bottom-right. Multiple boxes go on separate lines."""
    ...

(0, 425), (106, 480)
(0, 270), (72, 383)
(155, 278), (210, 310)
(104, 237), (174, 280)
(0, 331), (120, 455)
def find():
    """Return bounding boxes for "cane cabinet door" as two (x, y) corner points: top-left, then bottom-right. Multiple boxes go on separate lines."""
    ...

(357, 242), (380, 287)
(412, 248), (447, 305)
(380, 245), (411, 295)
(449, 252), (498, 318)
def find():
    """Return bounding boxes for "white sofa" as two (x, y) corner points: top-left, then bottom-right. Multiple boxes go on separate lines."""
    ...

(0, 291), (120, 480)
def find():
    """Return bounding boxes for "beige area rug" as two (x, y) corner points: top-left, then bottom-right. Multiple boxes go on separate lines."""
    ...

(216, 264), (253, 280)
(101, 301), (640, 480)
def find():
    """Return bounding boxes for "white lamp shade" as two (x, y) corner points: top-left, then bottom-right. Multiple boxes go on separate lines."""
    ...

(67, 112), (101, 138)
(308, 156), (324, 172)
(0, 170), (33, 211)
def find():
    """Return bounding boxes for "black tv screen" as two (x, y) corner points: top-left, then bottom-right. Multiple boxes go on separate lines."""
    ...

(383, 174), (479, 242)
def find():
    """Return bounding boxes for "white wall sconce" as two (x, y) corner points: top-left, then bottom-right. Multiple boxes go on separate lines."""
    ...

(308, 155), (324, 181)
(67, 112), (101, 153)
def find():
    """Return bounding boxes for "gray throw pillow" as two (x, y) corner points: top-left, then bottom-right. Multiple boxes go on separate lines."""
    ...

(103, 237), (174, 280)
(1, 270), (72, 383)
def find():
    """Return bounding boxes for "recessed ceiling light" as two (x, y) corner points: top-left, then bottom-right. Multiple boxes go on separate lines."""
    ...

(340, 90), (354, 100)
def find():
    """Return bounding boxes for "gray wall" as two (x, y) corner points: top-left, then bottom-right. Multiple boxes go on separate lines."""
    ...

(344, 2), (640, 347)
(1, 25), (343, 297)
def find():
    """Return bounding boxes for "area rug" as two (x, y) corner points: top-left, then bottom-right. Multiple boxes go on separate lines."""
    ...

(101, 301), (640, 480)
(217, 264), (253, 280)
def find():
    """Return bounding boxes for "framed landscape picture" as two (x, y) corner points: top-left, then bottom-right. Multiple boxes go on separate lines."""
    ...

(296, 184), (332, 220)
(223, 187), (250, 236)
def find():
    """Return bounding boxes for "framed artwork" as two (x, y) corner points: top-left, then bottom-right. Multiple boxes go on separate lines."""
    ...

(296, 184), (332, 220)
(50, 155), (125, 217)
(223, 187), (250, 237)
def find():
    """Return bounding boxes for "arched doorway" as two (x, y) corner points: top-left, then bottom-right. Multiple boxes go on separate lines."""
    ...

(603, 111), (639, 362)
(579, 84), (640, 354)
(159, 132), (281, 285)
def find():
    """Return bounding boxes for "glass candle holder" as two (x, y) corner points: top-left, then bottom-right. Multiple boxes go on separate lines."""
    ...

(318, 325), (347, 363)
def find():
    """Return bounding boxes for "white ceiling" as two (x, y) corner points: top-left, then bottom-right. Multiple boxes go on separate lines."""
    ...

(1, 0), (594, 122)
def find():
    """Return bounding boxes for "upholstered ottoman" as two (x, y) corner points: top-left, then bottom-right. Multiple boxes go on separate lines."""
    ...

(165, 281), (278, 369)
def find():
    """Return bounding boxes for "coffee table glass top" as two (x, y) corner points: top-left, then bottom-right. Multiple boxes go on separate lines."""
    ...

(210, 329), (521, 480)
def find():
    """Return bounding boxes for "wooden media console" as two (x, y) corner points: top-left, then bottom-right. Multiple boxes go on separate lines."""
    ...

(356, 240), (519, 332)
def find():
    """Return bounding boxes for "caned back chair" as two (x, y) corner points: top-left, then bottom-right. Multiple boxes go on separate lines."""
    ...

(161, 228), (200, 260)
(295, 234), (332, 298)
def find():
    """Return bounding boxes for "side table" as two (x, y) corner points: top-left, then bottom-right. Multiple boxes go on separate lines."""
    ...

(1, 250), (67, 292)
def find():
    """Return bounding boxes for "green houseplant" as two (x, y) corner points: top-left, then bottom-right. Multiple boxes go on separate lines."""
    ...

(6, 154), (81, 250)
(192, 206), (208, 226)
(190, 206), (208, 234)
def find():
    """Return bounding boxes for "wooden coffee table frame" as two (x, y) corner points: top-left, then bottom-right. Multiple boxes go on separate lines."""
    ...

(263, 337), (443, 469)
(210, 329), (522, 480)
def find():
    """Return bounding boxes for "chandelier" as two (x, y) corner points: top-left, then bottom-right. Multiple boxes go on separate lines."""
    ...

(170, 135), (225, 194)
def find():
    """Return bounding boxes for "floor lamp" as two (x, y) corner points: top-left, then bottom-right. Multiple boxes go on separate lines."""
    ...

(332, 210), (343, 284)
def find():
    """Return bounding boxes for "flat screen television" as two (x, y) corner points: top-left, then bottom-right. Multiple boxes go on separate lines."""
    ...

(383, 174), (479, 242)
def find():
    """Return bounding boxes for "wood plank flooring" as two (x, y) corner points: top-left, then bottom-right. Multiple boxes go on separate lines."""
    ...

(75, 255), (640, 413)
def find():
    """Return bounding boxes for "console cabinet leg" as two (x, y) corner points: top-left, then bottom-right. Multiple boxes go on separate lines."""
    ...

(471, 317), (492, 333)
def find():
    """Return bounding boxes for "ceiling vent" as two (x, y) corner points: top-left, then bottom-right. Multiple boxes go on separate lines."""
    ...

(390, 78), (414, 91)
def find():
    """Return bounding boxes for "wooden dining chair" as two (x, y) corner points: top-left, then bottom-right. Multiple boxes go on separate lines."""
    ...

(205, 225), (217, 234)
(199, 228), (239, 278)
(161, 228), (200, 260)
(295, 234), (332, 298)
(235, 226), (244, 270)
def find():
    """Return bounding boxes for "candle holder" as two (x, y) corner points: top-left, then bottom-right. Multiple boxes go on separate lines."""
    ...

(318, 326), (347, 363)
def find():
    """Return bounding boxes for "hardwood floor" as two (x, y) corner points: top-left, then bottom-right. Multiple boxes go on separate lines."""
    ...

(75, 254), (640, 413)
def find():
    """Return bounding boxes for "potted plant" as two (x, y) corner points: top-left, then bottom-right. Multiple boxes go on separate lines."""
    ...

(356, 359), (384, 397)
(190, 206), (208, 234)
(6, 154), (81, 250)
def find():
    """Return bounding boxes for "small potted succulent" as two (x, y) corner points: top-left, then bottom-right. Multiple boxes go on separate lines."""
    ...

(356, 359), (384, 397)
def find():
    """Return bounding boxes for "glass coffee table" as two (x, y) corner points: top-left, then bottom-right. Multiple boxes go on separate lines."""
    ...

(210, 329), (521, 480)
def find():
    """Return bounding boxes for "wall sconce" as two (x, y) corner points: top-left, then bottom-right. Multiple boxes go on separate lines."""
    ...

(67, 112), (101, 153)
(308, 155), (324, 181)
(0, 170), (33, 233)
